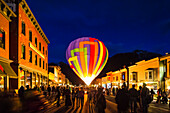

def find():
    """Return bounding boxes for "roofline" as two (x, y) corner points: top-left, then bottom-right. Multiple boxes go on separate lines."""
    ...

(0, 0), (16, 21)
(19, 0), (50, 44)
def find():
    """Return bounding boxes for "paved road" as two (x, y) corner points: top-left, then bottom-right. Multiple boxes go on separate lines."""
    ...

(38, 94), (170, 113)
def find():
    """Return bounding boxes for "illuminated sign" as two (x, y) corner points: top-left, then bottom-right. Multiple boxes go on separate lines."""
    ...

(29, 43), (45, 59)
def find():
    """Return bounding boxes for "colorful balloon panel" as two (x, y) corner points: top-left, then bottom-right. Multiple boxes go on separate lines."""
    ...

(66, 37), (109, 85)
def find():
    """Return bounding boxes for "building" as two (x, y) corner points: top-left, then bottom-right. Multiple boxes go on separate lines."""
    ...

(4, 0), (50, 89)
(159, 54), (170, 90)
(129, 57), (159, 90)
(0, 0), (16, 91)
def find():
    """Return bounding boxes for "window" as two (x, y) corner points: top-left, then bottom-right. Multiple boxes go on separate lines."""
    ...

(0, 30), (5, 49)
(113, 77), (115, 81)
(22, 21), (25, 35)
(21, 45), (25, 59)
(132, 72), (137, 82)
(35, 37), (37, 47)
(149, 71), (153, 79)
(39, 42), (41, 51)
(29, 50), (32, 63)
(29, 31), (32, 42)
(46, 50), (47, 56)
(43, 61), (44, 69)
(43, 47), (44, 54)
(39, 58), (41, 67)
(122, 72), (125, 81)
(35, 55), (37, 65)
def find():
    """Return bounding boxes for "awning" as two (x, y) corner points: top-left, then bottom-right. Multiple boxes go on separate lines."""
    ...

(0, 61), (17, 77)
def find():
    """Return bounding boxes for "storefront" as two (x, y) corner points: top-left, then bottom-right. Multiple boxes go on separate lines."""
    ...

(0, 60), (17, 91)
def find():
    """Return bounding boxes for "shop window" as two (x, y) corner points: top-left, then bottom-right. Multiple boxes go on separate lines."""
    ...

(35, 55), (37, 65)
(35, 37), (37, 47)
(39, 58), (41, 67)
(29, 30), (32, 42)
(0, 30), (5, 49)
(43, 61), (44, 69)
(21, 45), (25, 59)
(39, 42), (41, 51)
(29, 50), (32, 63)
(22, 21), (26, 35)
(43, 47), (44, 54)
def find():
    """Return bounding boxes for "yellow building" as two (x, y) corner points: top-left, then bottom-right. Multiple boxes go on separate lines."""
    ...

(128, 57), (159, 90)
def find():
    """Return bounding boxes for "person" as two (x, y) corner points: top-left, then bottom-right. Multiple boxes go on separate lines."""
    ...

(94, 87), (106, 113)
(150, 89), (155, 101)
(79, 87), (85, 108)
(112, 87), (115, 96)
(137, 86), (142, 111)
(162, 90), (168, 104)
(156, 88), (162, 103)
(141, 83), (149, 113)
(55, 86), (61, 107)
(47, 85), (51, 96)
(129, 84), (138, 113)
(75, 88), (80, 107)
(41, 85), (44, 94)
(52, 86), (55, 95)
(18, 86), (25, 99)
(65, 85), (72, 107)
(115, 84), (130, 113)
(88, 89), (92, 103)
(72, 88), (76, 107)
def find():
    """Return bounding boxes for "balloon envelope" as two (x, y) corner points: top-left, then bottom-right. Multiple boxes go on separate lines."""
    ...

(66, 37), (108, 85)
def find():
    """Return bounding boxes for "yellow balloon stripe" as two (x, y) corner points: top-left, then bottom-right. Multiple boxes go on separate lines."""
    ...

(96, 48), (109, 76)
(93, 41), (103, 75)
(68, 56), (83, 78)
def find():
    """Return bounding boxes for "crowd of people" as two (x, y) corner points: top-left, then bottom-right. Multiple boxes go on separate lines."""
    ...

(18, 83), (170, 113)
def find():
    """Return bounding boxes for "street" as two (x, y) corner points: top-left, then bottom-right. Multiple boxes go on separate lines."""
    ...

(38, 94), (170, 113)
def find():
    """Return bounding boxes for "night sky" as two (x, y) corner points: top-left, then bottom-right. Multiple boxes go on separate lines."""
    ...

(26, 0), (170, 64)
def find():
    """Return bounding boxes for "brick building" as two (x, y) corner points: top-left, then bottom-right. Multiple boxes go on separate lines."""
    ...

(0, 0), (16, 91)
(4, 0), (50, 89)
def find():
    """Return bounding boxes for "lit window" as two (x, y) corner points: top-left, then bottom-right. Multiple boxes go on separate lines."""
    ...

(22, 21), (25, 35)
(29, 50), (32, 63)
(21, 45), (25, 59)
(29, 31), (32, 42)
(0, 30), (5, 49)
(116, 76), (118, 81)
(149, 71), (152, 79)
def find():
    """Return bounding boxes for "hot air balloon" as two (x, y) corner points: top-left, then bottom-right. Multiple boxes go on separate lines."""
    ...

(66, 37), (109, 85)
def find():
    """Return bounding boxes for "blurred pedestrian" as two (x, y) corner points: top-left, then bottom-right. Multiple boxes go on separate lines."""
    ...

(47, 85), (51, 96)
(79, 87), (85, 108)
(137, 86), (142, 111)
(75, 88), (80, 107)
(72, 88), (76, 107)
(141, 83), (149, 113)
(55, 86), (61, 107)
(156, 88), (162, 103)
(52, 86), (55, 95)
(94, 87), (106, 113)
(150, 89), (155, 101)
(162, 90), (168, 104)
(115, 84), (130, 113)
(112, 87), (115, 96)
(18, 86), (24, 99)
(65, 85), (72, 107)
(129, 84), (138, 113)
